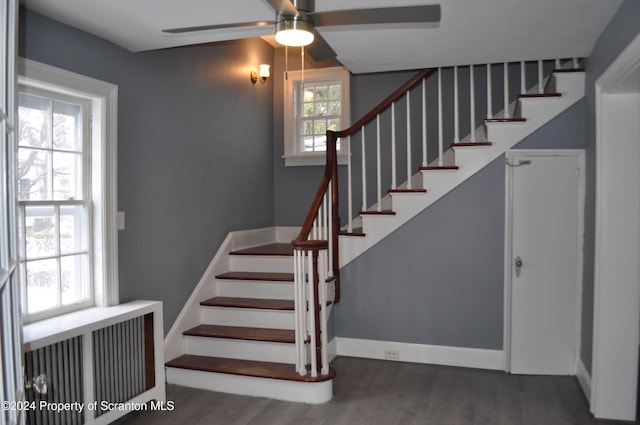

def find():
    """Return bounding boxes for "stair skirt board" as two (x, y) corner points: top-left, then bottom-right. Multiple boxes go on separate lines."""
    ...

(165, 367), (333, 404)
(184, 336), (298, 364)
(200, 306), (294, 329)
(335, 337), (504, 371)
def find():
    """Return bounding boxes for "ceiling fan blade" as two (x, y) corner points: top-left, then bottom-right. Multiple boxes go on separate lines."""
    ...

(311, 5), (441, 28)
(305, 29), (337, 62)
(162, 21), (274, 34)
(264, 0), (299, 16)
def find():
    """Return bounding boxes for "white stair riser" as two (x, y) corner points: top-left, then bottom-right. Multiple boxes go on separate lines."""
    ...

(217, 279), (294, 300)
(230, 255), (293, 273)
(184, 335), (297, 364)
(165, 368), (333, 404)
(200, 306), (294, 329)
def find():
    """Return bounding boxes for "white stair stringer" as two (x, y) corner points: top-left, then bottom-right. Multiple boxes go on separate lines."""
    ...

(339, 71), (585, 266)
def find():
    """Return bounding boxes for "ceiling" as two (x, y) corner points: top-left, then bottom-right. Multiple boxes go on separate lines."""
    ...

(20, 0), (623, 74)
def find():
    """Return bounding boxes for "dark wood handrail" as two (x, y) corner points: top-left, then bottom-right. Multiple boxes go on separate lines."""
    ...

(292, 68), (433, 309)
(337, 68), (434, 139)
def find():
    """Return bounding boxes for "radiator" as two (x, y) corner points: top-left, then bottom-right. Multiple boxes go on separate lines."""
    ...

(22, 301), (165, 425)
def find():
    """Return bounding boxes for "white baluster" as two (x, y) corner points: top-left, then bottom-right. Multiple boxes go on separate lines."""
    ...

(538, 60), (543, 94)
(347, 136), (353, 232)
(327, 185), (333, 277)
(294, 251), (306, 375)
(573, 58), (579, 69)
(376, 114), (381, 211)
(520, 61), (525, 94)
(470, 65), (476, 142)
(454, 65), (459, 143)
(307, 253), (317, 378)
(406, 91), (412, 189)
(438, 68), (443, 166)
(319, 251), (329, 375)
(391, 102), (397, 190)
(555, 58), (561, 69)
(421, 78), (427, 167)
(504, 62), (510, 118)
(361, 129), (367, 212)
(487, 63), (493, 119)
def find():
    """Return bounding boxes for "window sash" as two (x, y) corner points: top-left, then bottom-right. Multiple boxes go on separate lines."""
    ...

(17, 87), (93, 323)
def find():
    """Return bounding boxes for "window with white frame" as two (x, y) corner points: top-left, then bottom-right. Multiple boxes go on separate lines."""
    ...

(18, 88), (92, 317)
(283, 66), (350, 167)
(18, 59), (119, 324)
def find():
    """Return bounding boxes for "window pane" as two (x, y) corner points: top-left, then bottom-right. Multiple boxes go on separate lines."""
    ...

(315, 102), (327, 116)
(328, 119), (340, 131)
(18, 148), (51, 201)
(60, 205), (87, 254)
(53, 151), (82, 200)
(303, 87), (314, 102)
(315, 86), (327, 101)
(26, 258), (59, 313)
(329, 85), (341, 100)
(24, 205), (56, 260)
(329, 101), (341, 115)
(53, 100), (82, 151)
(61, 254), (88, 305)
(18, 93), (50, 149)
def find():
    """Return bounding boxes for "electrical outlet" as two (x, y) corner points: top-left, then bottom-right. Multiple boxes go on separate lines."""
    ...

(384, 350), (400, 360)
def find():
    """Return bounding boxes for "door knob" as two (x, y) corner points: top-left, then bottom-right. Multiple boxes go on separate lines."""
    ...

(515, 256), (523, 277)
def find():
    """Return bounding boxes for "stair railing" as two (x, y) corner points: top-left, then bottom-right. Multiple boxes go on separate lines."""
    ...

(292, 58), (581, 377)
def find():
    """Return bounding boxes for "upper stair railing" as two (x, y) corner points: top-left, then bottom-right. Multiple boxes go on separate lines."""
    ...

(291, 58), (581, 378)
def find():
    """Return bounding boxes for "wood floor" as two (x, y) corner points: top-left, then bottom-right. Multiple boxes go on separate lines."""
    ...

(115, 356), (618, 425)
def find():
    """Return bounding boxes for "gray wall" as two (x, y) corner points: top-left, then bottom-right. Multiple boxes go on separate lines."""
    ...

(19, 9), (276, 333)
(580, 0), (640, 373)
(336, 99), (585, 350)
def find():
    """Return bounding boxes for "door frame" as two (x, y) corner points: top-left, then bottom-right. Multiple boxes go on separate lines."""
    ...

(591, 32), (640, 421)
(503, 149), (585, 373)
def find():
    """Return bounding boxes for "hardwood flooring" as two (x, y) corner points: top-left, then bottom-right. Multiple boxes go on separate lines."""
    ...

(115, 356), (618, 425)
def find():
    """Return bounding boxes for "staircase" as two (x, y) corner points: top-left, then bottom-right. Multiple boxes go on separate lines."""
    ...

(165, 238), (335, 404)
(165, 59), (585, 404)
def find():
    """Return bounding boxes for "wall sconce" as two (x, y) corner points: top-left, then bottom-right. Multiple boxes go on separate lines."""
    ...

(251, 64), (270, 84)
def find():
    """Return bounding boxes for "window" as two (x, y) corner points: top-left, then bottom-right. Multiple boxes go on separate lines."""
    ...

(18, 58), (118, 323)
(18, 88), (92, 317)
(283, 67), (350, 166)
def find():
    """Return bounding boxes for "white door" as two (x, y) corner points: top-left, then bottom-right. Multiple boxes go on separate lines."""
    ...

(507, 150), (583, 375)
(1, 1), (24, 424)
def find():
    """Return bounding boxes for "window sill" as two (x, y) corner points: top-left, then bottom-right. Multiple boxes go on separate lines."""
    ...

(283, 154), (349, 167)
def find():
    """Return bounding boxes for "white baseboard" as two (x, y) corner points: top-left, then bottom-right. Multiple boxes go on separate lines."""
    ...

(336, 337), (504, 371)
(576, 357), (592, 403)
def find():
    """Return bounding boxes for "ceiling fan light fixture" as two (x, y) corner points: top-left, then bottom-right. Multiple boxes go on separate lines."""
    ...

(275, 18), (314, 47)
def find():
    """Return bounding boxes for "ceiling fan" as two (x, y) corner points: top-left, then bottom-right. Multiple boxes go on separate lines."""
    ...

(162, 0), (441, 62)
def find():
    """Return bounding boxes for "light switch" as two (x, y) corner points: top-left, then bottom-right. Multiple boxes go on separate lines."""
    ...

(117, 211), (125, 230)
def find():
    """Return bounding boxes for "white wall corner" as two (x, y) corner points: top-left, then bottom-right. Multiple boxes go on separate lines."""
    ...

(335, 337), (504, 371)
(577, 358), (592, 403)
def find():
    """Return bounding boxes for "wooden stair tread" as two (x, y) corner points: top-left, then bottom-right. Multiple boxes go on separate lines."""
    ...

(553, 68), (585, 73)
(359, 210), (396, 215)
(184, 324), (295, 343)
(451, 141), (493, 147)
(201, 297), (293, 311)
(484, 117), (526, 123)
(388, 189), (427, 193)
(339, 227), (365, 237)
(419, 165), (459, 171)
(166, 354), (335, 383)
(230, 243), (293, 256)
(216, 271), (294, 282)
(519, 93), (562, 98)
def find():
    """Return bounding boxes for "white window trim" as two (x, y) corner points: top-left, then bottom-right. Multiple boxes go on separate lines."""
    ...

(18, 58), (119, 314)
(283, 66), (350, 167)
